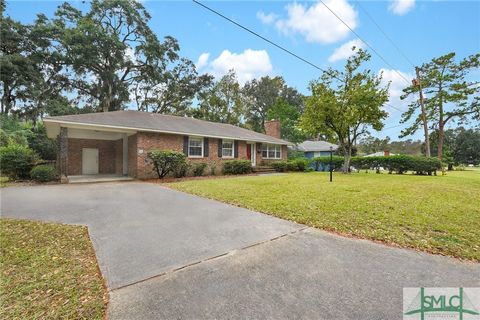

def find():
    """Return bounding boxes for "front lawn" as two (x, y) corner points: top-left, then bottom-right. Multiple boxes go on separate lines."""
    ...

(170, 170), (480, 261)
(0, 219), (107, 319)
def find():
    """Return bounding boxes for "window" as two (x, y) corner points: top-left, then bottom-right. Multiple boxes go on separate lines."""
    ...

(222, 139), (234, 158)
(261, 144), (281, 159)
(188, 136), (203, 157)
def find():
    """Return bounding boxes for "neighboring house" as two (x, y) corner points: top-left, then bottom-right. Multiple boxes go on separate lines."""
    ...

(44, 111), (290, 180)
(294, 140), (338, 171)
(295, 140), (338, 158)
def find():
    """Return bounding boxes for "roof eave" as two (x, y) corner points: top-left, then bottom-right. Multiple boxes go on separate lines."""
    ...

(43, 118), (291, 145)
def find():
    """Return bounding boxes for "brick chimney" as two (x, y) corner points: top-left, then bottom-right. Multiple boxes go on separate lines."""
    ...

(265, 119), (281, 139)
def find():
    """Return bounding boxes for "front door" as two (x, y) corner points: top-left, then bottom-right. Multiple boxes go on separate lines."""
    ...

(82, 148), (99, 175)
(247, 143), (256, 166)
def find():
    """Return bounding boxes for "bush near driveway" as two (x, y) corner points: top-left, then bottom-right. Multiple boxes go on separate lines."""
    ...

(147, 150), (188, 179)
(0, 144), (38, 179)
(0, 219), (107, 319)
(30, 165), (57, 182)
(223, 160), (252, 175)
(170, 171), (480, 261)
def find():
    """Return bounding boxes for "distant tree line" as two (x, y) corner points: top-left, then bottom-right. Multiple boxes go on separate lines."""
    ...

(0, 0), (307, 142)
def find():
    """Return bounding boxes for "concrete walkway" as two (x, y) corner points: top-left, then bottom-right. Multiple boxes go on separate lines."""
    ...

(1, 182), (478, 319)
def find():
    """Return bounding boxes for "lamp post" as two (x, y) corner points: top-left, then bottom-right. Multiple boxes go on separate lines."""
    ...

(329, 146), (333, 182)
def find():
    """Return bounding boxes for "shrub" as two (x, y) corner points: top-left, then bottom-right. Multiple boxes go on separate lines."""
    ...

(290, 158), (310, 171)
(272, 159), (310, 172)
(223, 160), (252, 175)
(30, 165), (57, 182)
(173, 162), (190, 178)
(147, 150), (187, 179)
(312, 156), (344, 171)
(271, 161), (288, 172)
(27, 124), (57, 160)
(192, 162), (208, 177)
(350, 155), (442, 175)
(0, 144), (38, 179)
(210, 163), (217, 175)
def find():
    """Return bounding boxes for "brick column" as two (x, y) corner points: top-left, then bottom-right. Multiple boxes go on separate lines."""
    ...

(58, 127), (68, 181)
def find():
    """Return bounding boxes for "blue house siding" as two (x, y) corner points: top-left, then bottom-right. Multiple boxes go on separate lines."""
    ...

(304, 151), (332, 171)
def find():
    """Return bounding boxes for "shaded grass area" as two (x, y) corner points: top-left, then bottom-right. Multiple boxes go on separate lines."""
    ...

(0, 176), (9, 187)
(170, 170), (480, 261)
(0, 219), (107, 319)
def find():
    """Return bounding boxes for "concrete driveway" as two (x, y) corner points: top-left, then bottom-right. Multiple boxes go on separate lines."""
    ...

(1, 182), (479, 319)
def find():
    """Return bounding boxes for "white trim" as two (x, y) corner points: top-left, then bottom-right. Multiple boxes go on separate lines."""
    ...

(43, 118), (291, 145)
(188, 136), (204, 158)
(221, 139), (234, 158)
(248, 143), (256, 166)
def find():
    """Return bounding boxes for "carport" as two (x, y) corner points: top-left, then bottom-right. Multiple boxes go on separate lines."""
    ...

(45, 120), (135, 183)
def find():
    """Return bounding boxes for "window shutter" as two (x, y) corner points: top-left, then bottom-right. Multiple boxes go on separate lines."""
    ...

(218, 139), (222, 158)
(234, 140), (239, 158)
(204, 138), (209, 157)
(183, 136), (188, 155)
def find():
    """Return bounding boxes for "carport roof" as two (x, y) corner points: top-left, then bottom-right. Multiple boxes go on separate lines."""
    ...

(44, 110), (290, 145)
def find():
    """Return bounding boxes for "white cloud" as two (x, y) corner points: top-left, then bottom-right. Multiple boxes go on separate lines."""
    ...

(379, 68), (414, 115)
(389, 0), (415, 16)
(196, 52), (210, 70)
(205, 49), (273, 84)
(328, 39), (364, 62)
(257, 11), (278, 24)
(274, 0), (358, 44)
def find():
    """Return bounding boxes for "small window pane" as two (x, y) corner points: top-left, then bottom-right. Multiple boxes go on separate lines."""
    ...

(189, 137), (203, 157)
(222, 140), (233, 157)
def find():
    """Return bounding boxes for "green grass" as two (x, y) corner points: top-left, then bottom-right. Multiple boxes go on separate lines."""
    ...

(0, 219), (107, 319)
(170, 170), (480, 261)
(0, 176), (9, 187)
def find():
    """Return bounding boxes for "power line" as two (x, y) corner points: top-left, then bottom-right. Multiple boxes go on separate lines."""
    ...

(193, 0), (408, 115)
(192, 0), (339, 80)
(318, 0), (411, 85)
(355, 1), (416, 68)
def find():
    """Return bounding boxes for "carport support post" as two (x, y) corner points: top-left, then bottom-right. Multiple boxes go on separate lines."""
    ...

(58, 127), (68, 182)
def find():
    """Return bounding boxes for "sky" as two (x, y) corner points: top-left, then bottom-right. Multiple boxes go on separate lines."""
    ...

(5, 0), (480, 140)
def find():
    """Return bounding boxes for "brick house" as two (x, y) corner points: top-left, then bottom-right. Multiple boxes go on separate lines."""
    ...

(44, 110), (290, 180)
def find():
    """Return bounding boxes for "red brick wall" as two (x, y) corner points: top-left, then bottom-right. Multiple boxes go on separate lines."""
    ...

(265, 120), (281, 139)
(134, 132), (252, 179)
(67, 138), (118, 175)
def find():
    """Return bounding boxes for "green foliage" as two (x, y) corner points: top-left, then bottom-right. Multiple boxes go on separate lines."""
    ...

(312, 156), (344, 171)
(222, 160), (252, 175)
(26, 123), (57, 160)
(192, 162), (208, 177)
(349, 155), (442, 175)
(30, 165), (57, 182)
(266, 98), (307, 143)
(242, 76), (304, 133)
(272, 159), (310, 172)
(173, 161), (190, 178)
(301, 49), (389, 171)
(400, 52), (480, 159)
(147, 150), (187, 179)
(193, 70), (243, 126)
(0, 144), (38, 179)
(271, 161), (288, 172)
(287, 149), (305, 160)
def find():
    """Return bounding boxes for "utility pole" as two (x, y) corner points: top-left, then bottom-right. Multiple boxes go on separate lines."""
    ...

(414, 67), (431, 157)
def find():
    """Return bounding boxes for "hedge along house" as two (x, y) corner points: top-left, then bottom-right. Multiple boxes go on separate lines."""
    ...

(44, 110), (290, 181)
(295, 140), (339, 171)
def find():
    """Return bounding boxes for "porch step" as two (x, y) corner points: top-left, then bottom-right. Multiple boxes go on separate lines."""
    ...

(253, 166), (276, 173)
